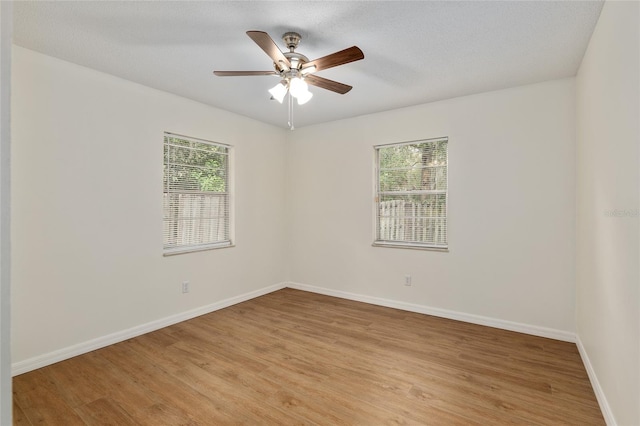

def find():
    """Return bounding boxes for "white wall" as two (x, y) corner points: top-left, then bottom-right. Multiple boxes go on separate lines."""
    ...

(11, 46), (287, 365)
(286, 78), (577, 335)
(576, 1), (639, 424)
(0, 3), (11, 424)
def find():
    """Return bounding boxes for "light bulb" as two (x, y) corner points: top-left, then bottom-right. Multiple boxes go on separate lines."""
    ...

(268, 82), (287, 103)
(289, 77), (308, 98)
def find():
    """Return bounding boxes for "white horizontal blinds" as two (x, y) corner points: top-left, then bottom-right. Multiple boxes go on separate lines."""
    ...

(376, 138), (448, 247)
(163, 133), (230, 252)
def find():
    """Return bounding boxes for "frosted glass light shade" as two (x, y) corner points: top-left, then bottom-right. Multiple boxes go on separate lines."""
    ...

(269, 82), (287, 103)
(296, 89), (313, 105)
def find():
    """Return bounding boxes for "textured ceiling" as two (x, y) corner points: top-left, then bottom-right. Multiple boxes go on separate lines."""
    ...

(14, 1), (604, 129)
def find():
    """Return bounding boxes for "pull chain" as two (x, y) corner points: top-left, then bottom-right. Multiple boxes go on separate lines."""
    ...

(288, 92), (294, 130)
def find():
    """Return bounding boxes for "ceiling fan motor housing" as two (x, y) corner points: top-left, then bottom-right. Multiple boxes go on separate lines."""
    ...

(278, 32), (310, 72)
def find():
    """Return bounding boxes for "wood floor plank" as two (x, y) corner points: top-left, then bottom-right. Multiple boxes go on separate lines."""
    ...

(74, 398), (137, 426)
(76, 350), (161, 419)
(13, 369), (86, 425)
(42, 352), (110, 408)
(95, 342), (241, 424)
(13, 288), (604, 425)
(12, 400), (32, 425)
(131, 403), (198, 426)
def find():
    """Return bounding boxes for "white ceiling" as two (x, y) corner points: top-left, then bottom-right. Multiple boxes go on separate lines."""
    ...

(14, 1), (604, 129)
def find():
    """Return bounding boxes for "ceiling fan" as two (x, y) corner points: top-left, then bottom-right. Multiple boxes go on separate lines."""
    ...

(214, 31), (364, 107)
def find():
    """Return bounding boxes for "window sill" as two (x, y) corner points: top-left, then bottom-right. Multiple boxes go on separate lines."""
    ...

(372, 242), (449, 252)
(163, 242), (235, 256)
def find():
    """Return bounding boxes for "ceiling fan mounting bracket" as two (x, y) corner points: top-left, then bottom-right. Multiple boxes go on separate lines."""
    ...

(282, 32), (302, 51)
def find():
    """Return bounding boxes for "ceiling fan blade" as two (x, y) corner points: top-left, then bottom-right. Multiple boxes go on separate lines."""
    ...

(302, 46), (364, 73)
(246, 31), (291, 71)
(305, 75), (352, 94)
(213, 71), (278, 76)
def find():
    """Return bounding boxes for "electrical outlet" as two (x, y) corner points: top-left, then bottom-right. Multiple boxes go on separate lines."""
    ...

(404, 275), (412, 286)
(182, 281), (190, 293)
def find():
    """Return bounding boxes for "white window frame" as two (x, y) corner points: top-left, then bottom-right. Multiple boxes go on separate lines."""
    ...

(373, 137), (449, 251)
(163, 132), (234, 256)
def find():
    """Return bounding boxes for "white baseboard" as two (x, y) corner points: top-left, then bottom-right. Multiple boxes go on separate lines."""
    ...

(12, 281), (577, 377)
(286, 282), (576, 342)
(576, 335), (616, 426)
(12, 282), (286, 376)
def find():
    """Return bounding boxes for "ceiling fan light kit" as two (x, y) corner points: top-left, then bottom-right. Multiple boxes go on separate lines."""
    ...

(214, 30), (364, 129)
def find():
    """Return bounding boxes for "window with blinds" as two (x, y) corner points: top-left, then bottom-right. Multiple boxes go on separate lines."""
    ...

(374, 138), (448, 249)
(163, 133), (232, 255)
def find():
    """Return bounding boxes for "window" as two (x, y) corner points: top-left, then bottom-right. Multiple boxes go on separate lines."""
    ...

(374, 138), (448, 249)
(163, 132), (232, 255)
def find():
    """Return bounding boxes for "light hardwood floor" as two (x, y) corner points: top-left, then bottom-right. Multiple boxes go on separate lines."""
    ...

(13, 288), (604, 425)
